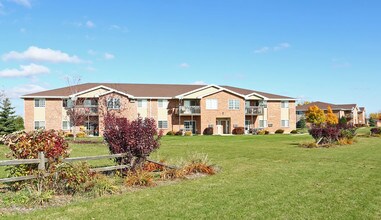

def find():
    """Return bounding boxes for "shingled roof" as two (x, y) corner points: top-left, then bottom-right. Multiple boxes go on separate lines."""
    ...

(21, 83), (295, 100)
(296, 101), (357, 111)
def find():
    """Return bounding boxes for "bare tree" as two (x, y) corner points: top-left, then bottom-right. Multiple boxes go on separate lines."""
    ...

(64, 75), (87, 140)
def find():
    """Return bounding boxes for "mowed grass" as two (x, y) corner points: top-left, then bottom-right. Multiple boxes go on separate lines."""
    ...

(2, 134), (381, 219)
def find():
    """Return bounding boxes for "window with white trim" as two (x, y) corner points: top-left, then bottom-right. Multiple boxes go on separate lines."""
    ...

(259, 120), (267, 128)
(228, 99), (240, 110)
(158, 99), (168, 108)
(281, 120), (289, 127)
(34, 121), (45, 130)
(34, 99), (45, 107)
(158, 120), (168, 129)
(137, 99), (147, 108)
(62, 121), (70, 130)
(107, 98), (120, 109)
(281, 101), (289, 108)
(206, 99), (218, 110)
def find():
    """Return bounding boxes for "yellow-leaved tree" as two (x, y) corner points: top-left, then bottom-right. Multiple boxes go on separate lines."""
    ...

(305, 105), (326, 126)
(325, 106), (338, 125)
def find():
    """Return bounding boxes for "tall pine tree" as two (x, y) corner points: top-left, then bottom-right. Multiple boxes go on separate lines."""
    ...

(0, 98), (17, 135)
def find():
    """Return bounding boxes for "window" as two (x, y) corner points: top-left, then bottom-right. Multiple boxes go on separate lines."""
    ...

(259, 100), (267, 108)
(84, 99), (92, 107)
(158, 120), (168, 129)
(259, 120), (267, 128)
(245, 101), (251, 107)
(281, 101), (289, 108)
(206, 99), (218, 110)
(34, 99), (45, 107)
(184, 120), (196, 132)
(158, 99), (168, 108)
(62, 121), (70, 130)
(281, 120), (289, 127)
(34, 121), (45, 129)
(107, 98), (120, 109)
(228, 100), (240, 110)
(137, 99), (147, 108)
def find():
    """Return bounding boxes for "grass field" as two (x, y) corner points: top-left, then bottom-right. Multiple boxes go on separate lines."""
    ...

(1, 133), (381, 219)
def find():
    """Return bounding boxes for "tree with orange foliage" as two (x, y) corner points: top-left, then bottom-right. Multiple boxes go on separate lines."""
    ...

(325, 106), (338, 125)
(305, 105), (326, 126)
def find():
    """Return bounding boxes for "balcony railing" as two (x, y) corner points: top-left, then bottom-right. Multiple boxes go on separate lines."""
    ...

(65, 105), (99, 115)
(245, 106), (264, 115)
(345, 113), (353, 119)
(178, 106), (201, 115)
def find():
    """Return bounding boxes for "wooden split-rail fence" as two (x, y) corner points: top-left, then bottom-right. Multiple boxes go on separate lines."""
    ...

(0, 152), (175, 183)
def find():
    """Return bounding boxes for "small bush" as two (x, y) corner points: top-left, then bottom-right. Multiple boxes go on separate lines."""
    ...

(257, 130), (269, 135)
(160, 168), (186, 180)
(290, 130), (298, 134)
(299, 141), (318, 148)
(183, 153), (216, 175)
(337, 138), (354, 145)
(76, 131), (87, 138)
(124, 170), (155, 187)
(275, 129), (284, 134)
(175, 130), (183, 136)
(232, 127), (245, 135)
(203, 127), (213, 135)
(370, 128), (381, 135)
(65, 132), (74, 138)
(143, 160), (165, 172)
(184, 131), (192, 136)
(166, 131), (175, 136)
(90, 174), (119, 197)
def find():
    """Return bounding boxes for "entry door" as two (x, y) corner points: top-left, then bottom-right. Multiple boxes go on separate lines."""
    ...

(184, 120), (196, 134)
(217, 119), (230, 134)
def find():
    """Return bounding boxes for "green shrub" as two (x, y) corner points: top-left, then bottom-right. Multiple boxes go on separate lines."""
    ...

(166, 131), (175, 136)
(290, 130), (298, 134)
(232, 127), (245, 135)
(275, 129), (284, 134)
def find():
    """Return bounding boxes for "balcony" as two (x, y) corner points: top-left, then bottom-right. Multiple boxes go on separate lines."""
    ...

(345, 113), (353, 119)
(245, 106), (264, 115)
(177, 106), (201, 115)
(66, 105), (99, 116)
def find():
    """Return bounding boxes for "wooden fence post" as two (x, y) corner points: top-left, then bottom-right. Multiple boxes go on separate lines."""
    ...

(38, 152), (45, 171)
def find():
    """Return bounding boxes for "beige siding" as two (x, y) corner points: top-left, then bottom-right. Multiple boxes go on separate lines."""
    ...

(78, 88), (110, 98)
(182, 87), (219, 99)
(34, 106), (45, 121)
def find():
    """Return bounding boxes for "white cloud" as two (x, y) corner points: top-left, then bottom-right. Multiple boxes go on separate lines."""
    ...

(254, 42), (291, 54)
(6, 84), (46, 98)
(0, 63), (50, 77)
(179, 62), (190, 68)
(19, 27), (26, 33)
(85, 66), (97, 72)
(9, 0), (31, 8)
(86, 20), (95, 28)
(2, 46), (82, 63)
(191, 80), (206, 85)
(104, 52), (115, 60)
(109, 24), (128, 33)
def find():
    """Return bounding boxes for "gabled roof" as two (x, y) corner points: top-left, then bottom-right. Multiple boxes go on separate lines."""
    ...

(296, 101), (358, 111)
(21, 83), (295, 100)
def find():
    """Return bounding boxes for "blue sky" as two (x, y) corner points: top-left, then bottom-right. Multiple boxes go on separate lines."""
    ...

(0, 0), (380, 116)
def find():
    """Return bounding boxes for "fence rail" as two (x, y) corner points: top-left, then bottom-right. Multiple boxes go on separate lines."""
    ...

(0, 152), (172, 183)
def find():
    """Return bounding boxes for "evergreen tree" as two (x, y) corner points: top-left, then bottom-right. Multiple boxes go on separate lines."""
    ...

(0, 98), (17, 135)
(14, 116), (25, 131)
(296, 118), (306, 128)
(368, 117), (376, 127)
(339, 116), (347, 125)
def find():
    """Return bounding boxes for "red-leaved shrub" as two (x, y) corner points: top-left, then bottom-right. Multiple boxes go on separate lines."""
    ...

(232, 127), (245, 135)
(103, 113), (163, 170)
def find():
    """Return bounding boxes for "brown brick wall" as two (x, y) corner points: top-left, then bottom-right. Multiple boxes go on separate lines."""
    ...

(200, 91), (245, 134)
(45, 99), (63, 130)
(24, 99), (34, 131)
(267, 101), (296, 133)
(98, 93), (138, 136)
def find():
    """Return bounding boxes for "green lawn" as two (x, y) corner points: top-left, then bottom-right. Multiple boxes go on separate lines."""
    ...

(2, 134), (381, 219)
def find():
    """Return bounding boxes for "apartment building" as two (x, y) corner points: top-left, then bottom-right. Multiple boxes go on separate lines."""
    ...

(296, 101), (366, 125)
(22, 83), (297, 135)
